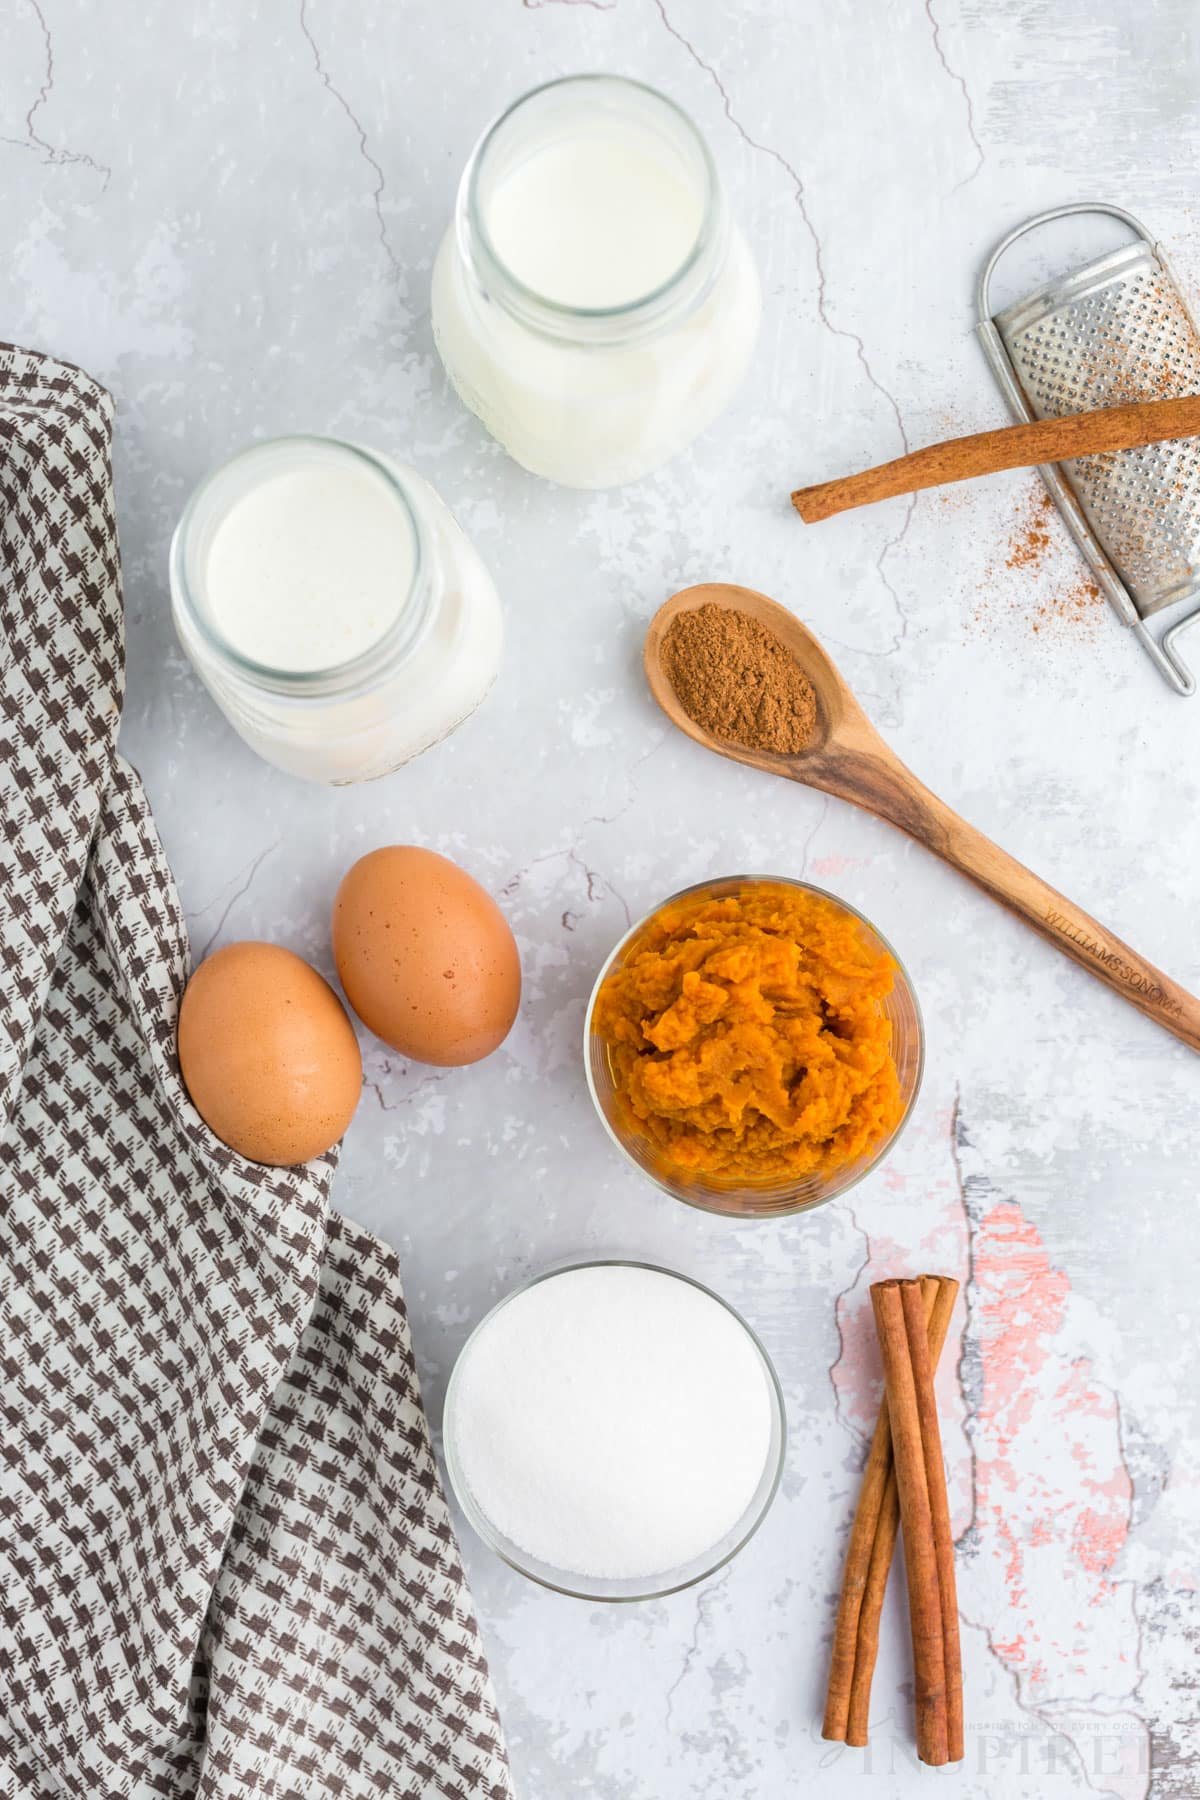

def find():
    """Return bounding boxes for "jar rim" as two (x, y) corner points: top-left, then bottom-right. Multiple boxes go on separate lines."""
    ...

(458, 73), (727, 343)
(169, 435), (434, 700)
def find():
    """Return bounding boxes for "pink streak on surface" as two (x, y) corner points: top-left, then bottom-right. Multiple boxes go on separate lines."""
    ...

(971, 1198), (1134, 1708)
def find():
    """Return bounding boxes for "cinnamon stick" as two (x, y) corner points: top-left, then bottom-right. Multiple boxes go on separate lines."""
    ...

(791, 394), (1200, 523)
(845, 1463), (901, 1748)
(900, 1278), (964, 1764)
(870, 1279), (948, 1766)
(822, 1277), (939, 1743)
(845, 1275), (959, 1747)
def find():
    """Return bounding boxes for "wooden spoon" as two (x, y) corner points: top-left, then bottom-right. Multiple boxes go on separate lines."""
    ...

(645, 582), (1200, 1053)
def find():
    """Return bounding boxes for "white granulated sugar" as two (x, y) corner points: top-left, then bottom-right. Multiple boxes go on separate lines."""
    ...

(448, 1265), (775, 1581)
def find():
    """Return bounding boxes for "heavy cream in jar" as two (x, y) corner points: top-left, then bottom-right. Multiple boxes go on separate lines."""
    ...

(432, 75), (761, 489)
(170, 437), (501, 784)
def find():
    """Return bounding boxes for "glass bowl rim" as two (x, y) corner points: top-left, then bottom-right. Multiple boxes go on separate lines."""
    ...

(441, 1256), (787, 1602)
(582, 873), (926, 1220)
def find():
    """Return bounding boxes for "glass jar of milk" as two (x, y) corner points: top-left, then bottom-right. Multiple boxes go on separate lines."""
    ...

(432, 74), (761, 489)
(170, 437), (501, 784)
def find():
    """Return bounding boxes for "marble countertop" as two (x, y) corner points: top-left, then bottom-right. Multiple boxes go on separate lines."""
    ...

(4, 2), (1199, 1795)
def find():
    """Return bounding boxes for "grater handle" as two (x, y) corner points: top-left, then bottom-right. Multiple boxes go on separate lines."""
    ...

(1137, 617), (1198, 696)
(975, 201), (1155, 325)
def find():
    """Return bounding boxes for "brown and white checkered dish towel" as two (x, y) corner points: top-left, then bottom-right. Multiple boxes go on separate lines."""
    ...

(0, 346), (514, 1799)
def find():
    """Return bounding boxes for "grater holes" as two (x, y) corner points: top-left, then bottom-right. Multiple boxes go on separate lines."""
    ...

(1000, 252), (1200, 613)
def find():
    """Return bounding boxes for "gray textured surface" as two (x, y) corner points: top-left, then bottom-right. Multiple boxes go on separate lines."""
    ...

(3, 3), (1199, 1795)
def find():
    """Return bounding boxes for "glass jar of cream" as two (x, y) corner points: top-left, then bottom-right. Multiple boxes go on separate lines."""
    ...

(170, 437), (501, 785)
(432, 74), (761, 490)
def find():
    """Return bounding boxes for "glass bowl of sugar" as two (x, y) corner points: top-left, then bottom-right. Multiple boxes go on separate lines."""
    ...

(442, 1261), (785, 1602)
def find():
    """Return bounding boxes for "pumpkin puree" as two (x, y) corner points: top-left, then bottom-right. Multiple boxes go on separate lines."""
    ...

(593, 884), (904, 1182)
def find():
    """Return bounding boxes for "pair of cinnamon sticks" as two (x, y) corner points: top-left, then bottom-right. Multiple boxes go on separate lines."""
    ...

(823, 1275), (963, 1766)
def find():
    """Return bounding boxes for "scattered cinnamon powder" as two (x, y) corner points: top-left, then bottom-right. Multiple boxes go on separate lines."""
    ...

(660, 602), (818, 754)
(1031, 577), (1104, 634)
(1005, 490), (1055, 570)
(969, 482), (1108, 643)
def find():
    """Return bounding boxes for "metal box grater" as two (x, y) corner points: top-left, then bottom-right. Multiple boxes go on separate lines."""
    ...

(976, 201), (1200, 693)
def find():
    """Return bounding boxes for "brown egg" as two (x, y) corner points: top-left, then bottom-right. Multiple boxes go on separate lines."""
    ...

(178, 941), (362, 1165)
(332, 846), (521, 1066)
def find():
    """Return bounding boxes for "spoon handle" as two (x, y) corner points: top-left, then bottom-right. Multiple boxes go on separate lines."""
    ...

(808, 746), (1200, 1052)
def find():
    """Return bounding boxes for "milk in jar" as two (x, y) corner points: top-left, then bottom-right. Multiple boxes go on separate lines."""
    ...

(432, 75), (761, 489)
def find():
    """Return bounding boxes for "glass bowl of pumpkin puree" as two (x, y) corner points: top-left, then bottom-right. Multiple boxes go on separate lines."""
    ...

(584, 876), (923, 1219)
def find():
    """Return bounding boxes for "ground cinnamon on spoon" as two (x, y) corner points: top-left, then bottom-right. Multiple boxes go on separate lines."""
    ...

(660, 602), (817, 754)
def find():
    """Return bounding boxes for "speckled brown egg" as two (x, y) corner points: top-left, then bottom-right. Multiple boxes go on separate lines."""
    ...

(178, 941), (362, 1165)
(332, 846), (521, 1066)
